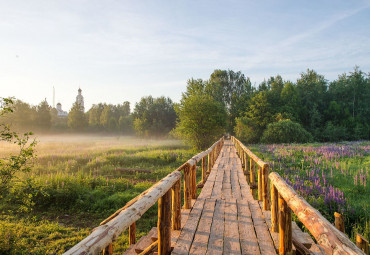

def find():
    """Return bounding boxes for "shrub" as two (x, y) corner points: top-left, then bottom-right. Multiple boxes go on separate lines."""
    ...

(261, 119), (312, 144)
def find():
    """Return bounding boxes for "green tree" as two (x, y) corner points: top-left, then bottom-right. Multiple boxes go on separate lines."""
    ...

(68, 102), (87, 131)
(296, 69), (328, 135)
(36, 99), (51, 130)
(133, 96), (177, 136)
(174, 94), (227, 149)
(207, 69), (254, 132)
(0, 98), (37, 197)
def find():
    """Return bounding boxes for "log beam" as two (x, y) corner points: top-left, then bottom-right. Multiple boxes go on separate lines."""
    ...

(270, 172), (365, 255)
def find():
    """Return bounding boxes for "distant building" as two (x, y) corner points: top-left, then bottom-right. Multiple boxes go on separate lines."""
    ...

(76, 88), (85, 112)
(56, 102), (68, 117)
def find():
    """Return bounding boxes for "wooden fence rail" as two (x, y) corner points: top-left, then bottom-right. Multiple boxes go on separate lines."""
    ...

(270, 172), (365, 255)
(64, 137), (224, 255)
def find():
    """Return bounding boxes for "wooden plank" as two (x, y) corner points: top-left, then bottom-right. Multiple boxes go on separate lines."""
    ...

(236, 163), (254, 201)
(189, 199), (216, 254)
(221, 164), (232, 200)
(206, 199), (225, 255)
(211, 162), (224, 199)
(237, 199), (261, 255)
(223, 198), (241, 255)
(230, 161), (242, 199)
(249, 200), (277, 255)
(171, 199), (206, 255)
(197, 169), (217, 199)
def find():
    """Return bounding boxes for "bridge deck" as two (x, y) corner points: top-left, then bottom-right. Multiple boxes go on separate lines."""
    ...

(172, 140), (276, 255)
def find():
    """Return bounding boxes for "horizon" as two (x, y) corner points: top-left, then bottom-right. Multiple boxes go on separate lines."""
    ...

(1, 0), (370, 110)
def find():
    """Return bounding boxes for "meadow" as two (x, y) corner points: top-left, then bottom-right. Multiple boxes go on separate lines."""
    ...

(0, 135), (195, 255)
(250, 141), (370, 242)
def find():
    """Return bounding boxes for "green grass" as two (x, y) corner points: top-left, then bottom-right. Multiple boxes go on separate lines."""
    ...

(0, 135), (195, 254)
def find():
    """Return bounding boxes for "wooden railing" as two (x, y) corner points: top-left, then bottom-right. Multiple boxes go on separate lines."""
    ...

(232, 137), (366, 255)
(64, 137), (224, 255)
(231, 136), (270, 210)
(270, 172), (365, 255)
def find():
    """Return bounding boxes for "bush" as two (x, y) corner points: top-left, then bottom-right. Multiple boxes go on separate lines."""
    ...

(261, 120), (312, 144)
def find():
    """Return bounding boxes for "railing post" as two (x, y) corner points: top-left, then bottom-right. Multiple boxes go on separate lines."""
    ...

(334, 212), (345, 233)
(129, 222), (136, 245)
(262, 164), (269, 210)
(271, 183), (279, 233)
(201, 156), (207, 183)
(184, 165), (191, 209)
(191, 165), (197, 199)
(172, 179), (181, 230)
(258, 166), (262, 201)
(356, 233), (369, 254)
(158, 190), (172, 255)
(208, 153), (211, 172)
(103, 243), (113, 255)
(279, 194), (293, 255)
(250, 158), (255, 191)
(241, 150), (245, 167)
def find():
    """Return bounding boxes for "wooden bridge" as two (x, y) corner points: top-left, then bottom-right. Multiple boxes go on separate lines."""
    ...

(64, 137), (367, 255)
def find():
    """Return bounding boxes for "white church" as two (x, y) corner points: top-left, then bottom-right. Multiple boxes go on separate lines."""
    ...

(56, 88), (85, 117)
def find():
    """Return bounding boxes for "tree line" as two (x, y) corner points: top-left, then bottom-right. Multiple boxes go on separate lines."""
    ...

(3, 67), (369, 148)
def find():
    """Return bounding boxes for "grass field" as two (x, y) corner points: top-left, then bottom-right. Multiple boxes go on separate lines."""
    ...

(0, 135), (195, 255)
(250, 141), (370, 242)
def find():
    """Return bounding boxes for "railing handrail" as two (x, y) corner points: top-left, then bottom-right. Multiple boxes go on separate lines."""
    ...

(64, 171), (182, 255)
(231, 136), (268, 168)
(64, 137), (225, 255)
(270, 172), (364, 255)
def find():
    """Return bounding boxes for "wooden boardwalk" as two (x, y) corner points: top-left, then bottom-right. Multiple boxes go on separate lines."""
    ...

(172, 140), (277, 255)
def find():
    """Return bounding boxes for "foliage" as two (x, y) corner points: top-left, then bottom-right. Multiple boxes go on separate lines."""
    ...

(234, 117), (261, 144)
(132, 96), (176, 136)
(68, 102), (88, 131)
(0, 98), (37, 198)
(261, 119), (312, 144)
(174, 93), (227, 149)
(36, 100), (52, 131)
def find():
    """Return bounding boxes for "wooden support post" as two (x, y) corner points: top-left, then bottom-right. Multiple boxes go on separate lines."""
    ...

(103, 243), (113, 255)
(258, 166), (262, 201)
(334, 212), (345, 233)
(172, 180), (181, 230)
(129, 222), (136, 245)
(250, 158), (255, 186)
(242, 151), (245, 167)
(262, 164), (269, 210)
(356, 233), (369, 254)
(184, 165), (191, 209)
(158, 190), (172, 255)
(191, 165), (197, 199)
(208, 153), (211, 172)
(271, 184), (279, 233)
(201, 156), (207, 183)
(279, 194), (293, 255)
(244, 152), (248, 173)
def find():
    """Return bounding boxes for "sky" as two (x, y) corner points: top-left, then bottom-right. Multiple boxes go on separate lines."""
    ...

(1, 0), (370, 111)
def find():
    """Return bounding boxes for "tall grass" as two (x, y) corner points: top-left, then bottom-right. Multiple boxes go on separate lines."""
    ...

(0, 135), (194, 254)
